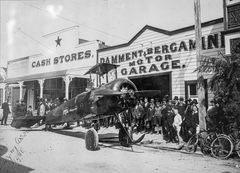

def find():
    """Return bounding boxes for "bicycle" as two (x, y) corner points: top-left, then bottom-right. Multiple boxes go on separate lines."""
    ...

(210, 134), (233, 159)
(211, 128), (240, 159)
(186, 128), (217, 155)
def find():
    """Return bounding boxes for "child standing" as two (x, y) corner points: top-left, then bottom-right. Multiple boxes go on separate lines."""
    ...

(26, 105), (33, 117)
(173, 107), (183, 144)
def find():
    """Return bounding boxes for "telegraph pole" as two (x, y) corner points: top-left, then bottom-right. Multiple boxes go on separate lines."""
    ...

(194, 0), (206, 130)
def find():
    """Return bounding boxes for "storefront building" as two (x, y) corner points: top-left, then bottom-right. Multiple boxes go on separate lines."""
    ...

(98, 18), (225, 101)
(0, 67), (7, 106)
(5, 26), (105, 109)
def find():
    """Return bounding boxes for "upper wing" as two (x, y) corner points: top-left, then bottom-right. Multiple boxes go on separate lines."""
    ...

(94, 89), (161, 98)
(134, 90), (161, 98)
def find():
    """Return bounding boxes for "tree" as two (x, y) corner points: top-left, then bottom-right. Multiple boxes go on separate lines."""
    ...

(197, 52), (240, 125)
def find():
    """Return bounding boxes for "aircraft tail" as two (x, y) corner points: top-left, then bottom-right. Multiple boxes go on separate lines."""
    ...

(11, 116), (43, 129)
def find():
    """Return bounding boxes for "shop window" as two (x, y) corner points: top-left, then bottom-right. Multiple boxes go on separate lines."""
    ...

(185, 80), (208, 108)
(185, 82), (197, 99)
(189, 84), (197, 96)
(56, 78), (63, 89)
(42, 78), (65, 100)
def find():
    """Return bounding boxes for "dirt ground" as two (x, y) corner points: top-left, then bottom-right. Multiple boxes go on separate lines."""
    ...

(0, 123), (240, 173)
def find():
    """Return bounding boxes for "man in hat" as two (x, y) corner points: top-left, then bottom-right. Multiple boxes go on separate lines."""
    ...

(19, 100), (27, 115)
(163, 95), (169, 103)
(190, 105), (199, 135)
(12, 100), (21, 118)
(181, 98), (194, 142)
(143, 97), (150, 132)
(191, 99), (198, 108)
(177, 97), (186, 118)
(153, 101), (163, 134)
(173, 96), (179, 106)
(165, 103), (176, 143)
(206, 99), (216, 130)
(161, 100), (169, 140)
(1, 99), (10, 125)
(38, 98), (46, 126)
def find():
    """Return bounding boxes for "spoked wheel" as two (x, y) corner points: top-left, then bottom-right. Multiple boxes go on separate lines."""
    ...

(186, 134), (198, 153)
(200, 132), (216, 155)
(119, 127), (132, 147)
(235, 140), (240, 158)
(211, 135), (233, 159)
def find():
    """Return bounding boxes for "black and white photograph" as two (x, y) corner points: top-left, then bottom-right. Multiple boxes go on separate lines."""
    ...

(0, 0), (240, 172)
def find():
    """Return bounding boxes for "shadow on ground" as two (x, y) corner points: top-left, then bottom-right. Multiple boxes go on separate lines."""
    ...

(49, 129), (144, 153)
(0, 145), (8, 156)
(49, 129), (118, 142)
(0, 145), (34, 173)
(0, 158), (34, 173)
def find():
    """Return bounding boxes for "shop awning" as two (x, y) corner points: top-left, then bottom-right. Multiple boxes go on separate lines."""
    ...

(5, 69), (89, 84)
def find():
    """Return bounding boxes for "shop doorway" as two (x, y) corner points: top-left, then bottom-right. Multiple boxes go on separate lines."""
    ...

(129, 73), (171, 100)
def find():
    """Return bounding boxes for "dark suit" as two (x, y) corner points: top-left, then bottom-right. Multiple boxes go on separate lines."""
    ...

(1, 102), (10, 125)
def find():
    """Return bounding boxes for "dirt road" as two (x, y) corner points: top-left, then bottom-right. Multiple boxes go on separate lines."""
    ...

(0, 125), (239, 173)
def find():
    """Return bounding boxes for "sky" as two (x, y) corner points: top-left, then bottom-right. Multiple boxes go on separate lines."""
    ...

(0, 0), (223, 67)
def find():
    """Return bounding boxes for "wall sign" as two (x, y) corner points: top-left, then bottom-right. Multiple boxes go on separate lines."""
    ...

(31, 50), (91, 68)
(99, 33), (223, 76)
(120, 55), (184, 76)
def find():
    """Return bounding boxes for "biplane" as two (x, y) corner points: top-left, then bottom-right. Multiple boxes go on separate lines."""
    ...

(11, 63), (161, 150)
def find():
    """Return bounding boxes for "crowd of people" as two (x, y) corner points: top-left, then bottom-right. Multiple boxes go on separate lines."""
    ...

(130, 95), (200, 144)
(11, 97), (67, 119)
(9, 97), (69, 127)
(1, 93), (227, 145)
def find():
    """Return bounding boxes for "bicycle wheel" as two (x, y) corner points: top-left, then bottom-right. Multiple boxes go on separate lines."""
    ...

(235, 140), (240, 158)
(186, 134), (198, 153)
(211, 135), (234, 159)
(201, 132), (216, 155)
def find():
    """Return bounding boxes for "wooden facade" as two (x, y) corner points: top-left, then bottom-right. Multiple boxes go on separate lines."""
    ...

(98, 18), (225, 100)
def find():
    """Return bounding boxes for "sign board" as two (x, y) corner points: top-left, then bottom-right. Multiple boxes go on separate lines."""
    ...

(99, 33), (223, 77)
(7, 41), (99, 79)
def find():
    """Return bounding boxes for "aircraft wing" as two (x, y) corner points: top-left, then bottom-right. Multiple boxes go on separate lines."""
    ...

(94, 89), (161, 98)
(134, 90), (161, 98)
(93, 89), (123, 96)
(45, 97), (78, 124)
(46, 91), (92, 124)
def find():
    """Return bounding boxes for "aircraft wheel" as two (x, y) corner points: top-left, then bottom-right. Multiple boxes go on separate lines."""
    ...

(85, 128), (99, 151)
(119, 127), (131, 147)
